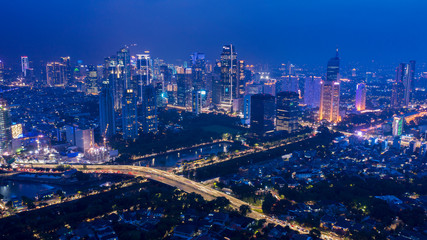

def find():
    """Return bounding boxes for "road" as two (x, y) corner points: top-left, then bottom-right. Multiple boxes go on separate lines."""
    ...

(29, 163), (341, 239)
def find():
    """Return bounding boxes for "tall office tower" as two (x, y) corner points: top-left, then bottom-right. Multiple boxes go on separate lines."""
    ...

(117, 48), (132, 90)
(119, 48), (138, 140)
(276, 91), (299, 133)
(104, 57), (121, 110)
(303, 76), (321, 108)
(21, 56), (29, 77)
(250, 94), (276, 137)
(263, 80), (276, 96)
(141, 85), (158, 134)
(176, 67), (193, 108)
(75, 128), (94, 153)
(46, 62), (67, 86)
(392, 61), (416, 107)
(219, 45), (239, 111)
(238, 60), (246, 96)
(0, 98), (12, 154)
(281, 75), (299, 93)
(319, 50), (341, 122)
(136, 53), (152, 103)
(404, 61), (416, 106)
(192, 90), (203, 115)
(122, 89), (138, 140)
(191, 52), (206, 91)
(86, 65), (99, 95)
(355, 83), (367, 111)
(392, 117), (404, 137)
(243, 94), (252, 124)
(99, 83), (116, 138)
(60, 56), (73, 84)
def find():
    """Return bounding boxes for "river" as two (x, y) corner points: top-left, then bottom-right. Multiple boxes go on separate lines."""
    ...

(135, 142), (245, 168)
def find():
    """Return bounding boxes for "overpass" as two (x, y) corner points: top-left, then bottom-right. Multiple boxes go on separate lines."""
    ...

(30, 164), (264, 219)
(28, 163), (341, 239)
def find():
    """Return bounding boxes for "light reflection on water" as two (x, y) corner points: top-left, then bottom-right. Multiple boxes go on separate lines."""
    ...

(136, 142), (240, 168)
(0, 182), (56, 201)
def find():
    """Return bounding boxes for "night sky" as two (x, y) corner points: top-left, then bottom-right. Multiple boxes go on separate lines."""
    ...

(1, 0), (427, 68)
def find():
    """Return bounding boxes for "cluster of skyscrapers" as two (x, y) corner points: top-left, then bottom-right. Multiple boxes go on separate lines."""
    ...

(4, 46), (419, 145)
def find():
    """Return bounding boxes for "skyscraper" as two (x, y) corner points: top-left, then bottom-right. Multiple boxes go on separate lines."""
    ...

(0, 98), (12, 154)
(122, 89), (138, 140)
(141, 85), (158, 134)
(60, 56), (73, 84)
(104, 57), (120, 110)
(176, 67), (193, 109)
(250, 94), (275, 137)
(191, 52), (206, 91)
(392, 61), (416, 107)
(192, 90), (203, 115)
(319, 50), (341, 122)
(99, 77), (116, 138)
(392, 117), (404, 137)
(86, 65), (99, 95)
(355, 83), (367, 111)
(276, 91), (299, 133)
(118, 47), (139, 140)
(46, 62), (67, 86)
(303, 76), (321, 108)
(238, 60), (246, 96)
(218, 45), (239, 112)
(21, 56), (29, 77)
(136, 53), (152, 103)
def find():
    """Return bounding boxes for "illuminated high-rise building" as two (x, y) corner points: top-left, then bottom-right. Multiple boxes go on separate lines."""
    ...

(0, 98), (12, 154)
(355, 83), (367, 111)
(192, 90), (203, 115)
(86, 65), (99, 95)
(319, 50), (341, 122)
(281, 75), (299, 93)
(104, 57), (120, 110)
(392, 117), (404, 137)
(250, 94), (275, 137)
(218, 45), (239, 112)
(99, 77), (116, 138)
(119, 48), (139, 140)
(60, 56), (73, 84)
(303, 76), (321, 108)
(238, 60), (246, 96)
(21, 56), (29, 77)
(136, 53), (152, 103)
(176, 67), (193, 109)
(141, 85), (158, 134)
(276, 91), (299, 133)
(46, 62), (67, 86)
(122, 89), (138, 140)
(191, 52), (206, 91)
(392, 61), (416, 107)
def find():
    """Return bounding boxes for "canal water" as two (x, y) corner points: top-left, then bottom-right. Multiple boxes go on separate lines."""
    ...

(0, 181), (56, 201)
(135, 142), (242, 168)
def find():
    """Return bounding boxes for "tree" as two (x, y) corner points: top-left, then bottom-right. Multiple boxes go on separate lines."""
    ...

(239, 204), (252, 216)
(262, 193), (276, 214)
(21, 196), (35, 209)
(309, 228), (321, 239)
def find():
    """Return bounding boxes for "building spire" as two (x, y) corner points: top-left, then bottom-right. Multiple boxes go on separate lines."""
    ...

(335, 48), (339, 58)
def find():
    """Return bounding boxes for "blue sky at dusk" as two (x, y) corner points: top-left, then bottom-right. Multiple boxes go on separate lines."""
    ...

(1, 0), (426, 68)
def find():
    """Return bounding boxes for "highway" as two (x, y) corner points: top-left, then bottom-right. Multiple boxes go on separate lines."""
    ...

(28, 163), (341, 239)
